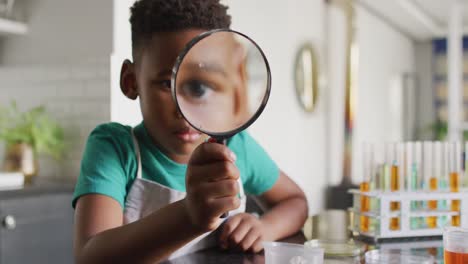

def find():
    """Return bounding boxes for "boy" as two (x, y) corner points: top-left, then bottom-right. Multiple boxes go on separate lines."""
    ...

(73, 0), (308, 263)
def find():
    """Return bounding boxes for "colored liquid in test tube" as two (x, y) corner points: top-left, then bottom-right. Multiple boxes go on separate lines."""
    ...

(383, 144), (391, 192)
(425, 142), (442, 228)
(410, 147), (419, 194)
(406, 142), (415, 192)
(450, 142), (461, 226)
(414, 142), (425, 228)
(389, 143), (401, 230)
(465, 142), (468, 188)
(407, 142), (421, 229)
(360, 143), (372, 233)
(422, 142), (436, 228)
(438, 142), (450, 227)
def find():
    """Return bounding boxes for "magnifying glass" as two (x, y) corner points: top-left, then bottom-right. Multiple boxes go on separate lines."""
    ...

(171, 29), (271, 217)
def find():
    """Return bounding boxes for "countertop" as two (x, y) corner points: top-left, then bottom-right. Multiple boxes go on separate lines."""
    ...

(163, 210), (445, 264)
(162, 232), (307, 264)
(0, 177), (74, 199)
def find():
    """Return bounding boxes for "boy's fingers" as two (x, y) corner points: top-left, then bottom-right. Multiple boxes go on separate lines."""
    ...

(250, 237), (264, 253)
(209, 196), (241, 219)
(241, 228), (260, 251)
(189, 142), (236, 165)
(195, 179), (239, 199)
(187, 161), (240, 184)
(228, 220), (251, 246)
(219, 215), (242, 245)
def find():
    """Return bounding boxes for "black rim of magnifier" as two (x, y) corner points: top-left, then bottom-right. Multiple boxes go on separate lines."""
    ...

(171, 28), (272, 139)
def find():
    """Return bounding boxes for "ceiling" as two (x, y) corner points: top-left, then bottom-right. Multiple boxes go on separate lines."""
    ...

(358, 0), (468, 41)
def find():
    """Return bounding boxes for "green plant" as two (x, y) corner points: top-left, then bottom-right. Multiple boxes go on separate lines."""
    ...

(0, 101), (65, 159)
(424, 120), (468, 141)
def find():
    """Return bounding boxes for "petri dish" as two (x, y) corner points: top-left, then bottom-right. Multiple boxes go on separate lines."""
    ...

(364, 249), (434, 264)
(304, 239), (365, 257)
(263, 242), (324, 264)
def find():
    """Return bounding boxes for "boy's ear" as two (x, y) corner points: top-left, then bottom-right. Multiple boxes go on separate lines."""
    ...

(120, 59), (138, 100)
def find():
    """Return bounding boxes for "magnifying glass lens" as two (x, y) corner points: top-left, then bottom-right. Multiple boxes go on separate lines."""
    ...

(173, 30), (271, 138)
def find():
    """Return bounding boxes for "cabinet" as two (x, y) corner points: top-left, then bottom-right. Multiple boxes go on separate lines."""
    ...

(0, 183), (74, 264)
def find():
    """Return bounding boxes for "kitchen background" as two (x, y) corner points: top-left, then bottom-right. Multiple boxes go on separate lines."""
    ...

(0, 0), (111, 183)
(0, 0), (466, 215)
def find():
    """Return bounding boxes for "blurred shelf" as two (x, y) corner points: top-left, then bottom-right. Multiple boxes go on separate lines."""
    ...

(461, 122), (468, 131)
(0, 16), (27, 35)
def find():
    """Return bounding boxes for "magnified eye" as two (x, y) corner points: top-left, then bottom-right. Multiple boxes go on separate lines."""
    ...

(181, 80), (213, 100)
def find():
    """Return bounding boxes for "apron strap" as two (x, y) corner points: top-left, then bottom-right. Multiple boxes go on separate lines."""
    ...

(238, 172), (245, 199)
(131, 128), (143, 179)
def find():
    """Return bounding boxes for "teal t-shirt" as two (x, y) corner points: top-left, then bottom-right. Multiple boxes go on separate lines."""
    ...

(72, 122), (279, 209)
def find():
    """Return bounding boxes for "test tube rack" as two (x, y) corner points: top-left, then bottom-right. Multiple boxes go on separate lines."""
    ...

(348, 189), (468, 240)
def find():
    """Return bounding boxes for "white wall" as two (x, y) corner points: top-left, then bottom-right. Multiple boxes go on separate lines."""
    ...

(351, 7), (415, 183)
(222, 0), (328, 215)
(110, 0), (141, 127)
(0, 0), (112, 65)
(415, 42), (435, 140)
(326, 4), (349, 186)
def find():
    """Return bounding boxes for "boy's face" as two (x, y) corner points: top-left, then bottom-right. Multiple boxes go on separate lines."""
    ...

(123, 30), (210, 163)
(173, 32), (249, 134)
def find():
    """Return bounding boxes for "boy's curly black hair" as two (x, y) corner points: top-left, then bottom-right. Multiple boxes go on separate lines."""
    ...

(130, 0), (231, 61)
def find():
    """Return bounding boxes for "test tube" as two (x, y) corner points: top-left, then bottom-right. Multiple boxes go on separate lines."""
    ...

(415, 142), (423, 191)
(423, 142), (433, 191)
(371, 143), (383, 233)
(384, 143), (392, 192)
(414, 142), (424, 228)
(373, 143), (384, 191)
(465, 142), (468, 188)
(427, 142), (441, 228)
(423, 142), (436, 228)
(390, 143), (400, 194)
(389, 143), (401, 230)
(438, 142), (451, 227)
(407, 142), (418, 229)
(442, 142), (450, 191)
(398, 143), (405, 191)
(406, 142), (415, 192)
(360, 142), (371, 233)
(450, 142), (461, 226)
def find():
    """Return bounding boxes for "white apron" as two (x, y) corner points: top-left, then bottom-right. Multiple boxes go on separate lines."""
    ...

(124, 129), (246, 260)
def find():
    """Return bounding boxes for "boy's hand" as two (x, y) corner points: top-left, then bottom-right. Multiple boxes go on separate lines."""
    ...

(183, 142), (241, 233)
(218, 213), (266, 253)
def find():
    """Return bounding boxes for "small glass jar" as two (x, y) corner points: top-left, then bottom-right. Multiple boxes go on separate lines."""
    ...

(364, 249), (434, 264)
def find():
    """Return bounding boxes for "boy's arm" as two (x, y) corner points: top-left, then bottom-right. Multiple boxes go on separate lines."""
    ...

(258, 170), (308, 240)
(74, 194), (202, 264)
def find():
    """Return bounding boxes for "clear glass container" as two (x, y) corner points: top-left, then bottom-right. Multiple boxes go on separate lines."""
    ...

(263, 242), (324, 264)
(444, 226), (468, 264)
(304, 239), (364, 258)
(365, 249), (434, 264)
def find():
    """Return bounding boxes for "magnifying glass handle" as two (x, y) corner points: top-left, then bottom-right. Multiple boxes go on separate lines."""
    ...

(208, 137), (230, 219)
(208, 137), (227, 145)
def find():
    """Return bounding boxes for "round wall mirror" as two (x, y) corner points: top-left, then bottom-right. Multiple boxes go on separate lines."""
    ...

(294, 43), (318, 112)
